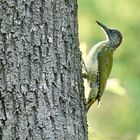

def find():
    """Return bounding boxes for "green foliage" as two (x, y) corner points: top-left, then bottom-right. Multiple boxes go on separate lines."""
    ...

(79, 0), (140, 139)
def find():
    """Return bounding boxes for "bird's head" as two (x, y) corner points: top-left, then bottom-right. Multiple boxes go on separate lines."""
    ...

(96, 21), (122, 50)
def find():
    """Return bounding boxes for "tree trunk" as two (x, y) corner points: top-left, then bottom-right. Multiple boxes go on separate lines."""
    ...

(0, 0), (87, 140)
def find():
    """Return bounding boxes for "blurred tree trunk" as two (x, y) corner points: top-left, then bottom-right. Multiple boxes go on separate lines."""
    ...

(0, 0), (87, 140)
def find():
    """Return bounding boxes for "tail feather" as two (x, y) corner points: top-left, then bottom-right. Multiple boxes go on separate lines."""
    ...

(86, 98), (97, 112)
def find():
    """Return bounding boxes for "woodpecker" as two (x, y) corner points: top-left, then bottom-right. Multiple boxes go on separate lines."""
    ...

(85, 21), (122, 112)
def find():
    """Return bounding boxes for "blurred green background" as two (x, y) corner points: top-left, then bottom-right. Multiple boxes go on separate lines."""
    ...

(78, 0), (140, 140)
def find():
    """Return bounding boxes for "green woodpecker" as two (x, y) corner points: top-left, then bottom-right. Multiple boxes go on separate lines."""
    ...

(85, 21), (122, 112)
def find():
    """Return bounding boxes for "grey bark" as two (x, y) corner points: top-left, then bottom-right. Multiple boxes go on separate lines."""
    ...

(0, 0), (87, 140)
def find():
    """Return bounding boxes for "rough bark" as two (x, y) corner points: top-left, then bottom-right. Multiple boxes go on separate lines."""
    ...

(0, 0), (87, 140)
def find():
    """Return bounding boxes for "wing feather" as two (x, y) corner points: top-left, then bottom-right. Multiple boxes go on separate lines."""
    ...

(96, 47), (113, 102)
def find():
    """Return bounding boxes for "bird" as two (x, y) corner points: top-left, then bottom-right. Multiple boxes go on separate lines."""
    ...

(85, 21), (122, 112)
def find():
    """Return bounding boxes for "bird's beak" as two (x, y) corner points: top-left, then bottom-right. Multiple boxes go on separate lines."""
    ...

(96, 21), (110, 35)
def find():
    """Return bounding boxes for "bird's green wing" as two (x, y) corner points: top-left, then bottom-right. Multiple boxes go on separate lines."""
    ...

(97, 47), (113, 102)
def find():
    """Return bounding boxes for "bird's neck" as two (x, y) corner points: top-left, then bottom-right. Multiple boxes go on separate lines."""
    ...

(102, 40), (115, 51)
(101, 40), (110, 46)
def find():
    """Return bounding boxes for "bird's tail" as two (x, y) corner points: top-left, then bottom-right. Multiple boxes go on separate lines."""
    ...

(86, 98), (97, 112)
(86, 83), (99, 112)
